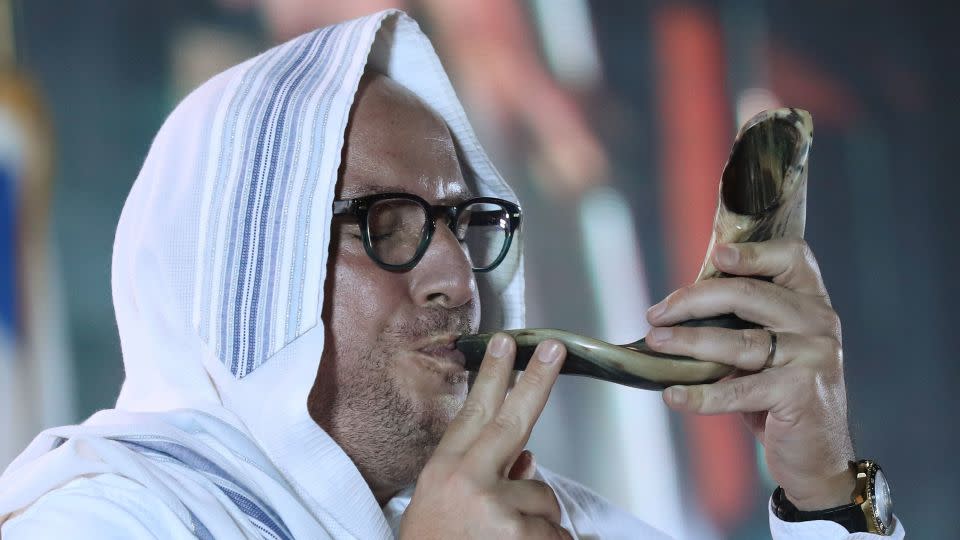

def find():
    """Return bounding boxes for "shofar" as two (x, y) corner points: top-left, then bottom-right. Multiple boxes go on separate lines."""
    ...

(456, 108), (814, 390)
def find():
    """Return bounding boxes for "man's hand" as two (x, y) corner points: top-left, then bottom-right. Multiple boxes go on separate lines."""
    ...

(645, 239), (857, 511)
(399, 335), (572, 539)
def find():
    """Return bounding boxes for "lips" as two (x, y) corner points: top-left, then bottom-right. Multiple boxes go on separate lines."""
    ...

(415, 335), (466, 371)
(419, 341), (466, 369)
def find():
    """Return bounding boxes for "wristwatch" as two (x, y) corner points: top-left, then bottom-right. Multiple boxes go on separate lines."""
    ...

(771, 459), (894, 535)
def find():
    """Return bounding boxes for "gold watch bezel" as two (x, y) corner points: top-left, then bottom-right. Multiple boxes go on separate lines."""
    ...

(850, 459), (890, 535)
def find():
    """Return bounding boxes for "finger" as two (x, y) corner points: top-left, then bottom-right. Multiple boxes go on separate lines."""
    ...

(645, 326), (800, 371)
(500, 479), (562, 523)
(646, 277), (830, 334)
(507, 449), (537, 480)
(712, 240), (829, 299)
(466, 340), (565, 473)
(662, 369), (781, 414)
(437, 333), (516, 456)
(519, 517), (574, 540)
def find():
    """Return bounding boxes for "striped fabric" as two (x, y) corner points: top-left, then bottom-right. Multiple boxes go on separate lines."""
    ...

(192, 19), (379, 379)
(119, 439), (293, 540)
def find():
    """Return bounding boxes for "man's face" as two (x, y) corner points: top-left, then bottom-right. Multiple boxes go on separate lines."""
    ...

(308, 73), (481, 500)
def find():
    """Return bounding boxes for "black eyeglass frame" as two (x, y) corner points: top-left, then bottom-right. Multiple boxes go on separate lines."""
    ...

(331, 192), (522, 273)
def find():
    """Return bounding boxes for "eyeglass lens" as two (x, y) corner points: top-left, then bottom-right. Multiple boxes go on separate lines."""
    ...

(366, 198), (511, 270)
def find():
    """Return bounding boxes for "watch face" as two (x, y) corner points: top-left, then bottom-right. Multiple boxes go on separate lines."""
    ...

(874, 469), (893, 528)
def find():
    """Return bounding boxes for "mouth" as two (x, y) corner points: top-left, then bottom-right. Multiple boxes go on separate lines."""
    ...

(414, 334), (467, 374)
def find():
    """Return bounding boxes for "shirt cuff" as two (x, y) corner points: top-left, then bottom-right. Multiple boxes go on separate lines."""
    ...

(768, 497), (905, 540)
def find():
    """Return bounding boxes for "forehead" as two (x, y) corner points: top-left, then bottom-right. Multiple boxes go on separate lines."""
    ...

(338, 74), (473, 203)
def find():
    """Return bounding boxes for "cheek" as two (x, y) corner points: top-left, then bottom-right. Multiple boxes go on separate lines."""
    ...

(328, 251), (405, 348)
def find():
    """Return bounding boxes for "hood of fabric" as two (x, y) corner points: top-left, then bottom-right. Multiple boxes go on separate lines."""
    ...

(106, 7), (524, 532)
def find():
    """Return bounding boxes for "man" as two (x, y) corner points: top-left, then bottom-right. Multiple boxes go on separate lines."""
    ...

(0, 10), (901, 538)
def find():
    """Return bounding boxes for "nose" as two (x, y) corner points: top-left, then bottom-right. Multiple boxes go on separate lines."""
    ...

(408, 224), (476, 309)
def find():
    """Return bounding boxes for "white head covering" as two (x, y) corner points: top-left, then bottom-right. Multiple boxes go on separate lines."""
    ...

(110, 4), (524, 484)
(0, 10), (526, 538)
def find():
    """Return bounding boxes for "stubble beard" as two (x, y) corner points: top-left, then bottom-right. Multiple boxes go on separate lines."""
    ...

(313, 315), (472, 497)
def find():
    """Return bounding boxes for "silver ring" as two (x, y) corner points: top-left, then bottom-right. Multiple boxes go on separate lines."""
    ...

(764, 329), (778, 369)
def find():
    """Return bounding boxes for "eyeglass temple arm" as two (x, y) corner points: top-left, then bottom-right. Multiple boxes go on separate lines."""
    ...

(331, 200), (354, 215)
(467, 210), (520, 227)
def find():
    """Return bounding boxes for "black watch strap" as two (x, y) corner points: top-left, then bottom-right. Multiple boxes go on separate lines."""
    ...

(772, 486), (869, 533)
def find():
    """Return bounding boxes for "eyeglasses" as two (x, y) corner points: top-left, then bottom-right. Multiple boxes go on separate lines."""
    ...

(331, 192), (521, 272)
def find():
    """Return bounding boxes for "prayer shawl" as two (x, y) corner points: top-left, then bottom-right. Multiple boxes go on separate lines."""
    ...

(0, 10), (901, 540)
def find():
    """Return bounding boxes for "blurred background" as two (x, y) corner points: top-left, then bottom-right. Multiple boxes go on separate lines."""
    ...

(1, 0), (956, 537)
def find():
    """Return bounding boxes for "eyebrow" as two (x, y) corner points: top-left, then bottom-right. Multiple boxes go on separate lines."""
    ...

(341, 183), (477, 204)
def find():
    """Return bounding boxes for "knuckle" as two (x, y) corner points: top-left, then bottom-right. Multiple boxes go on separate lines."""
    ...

(492, 412), (527, 436)
(794, 365), (819, 393)
(783, 291), (805, 317)
(670, 327), (691, 347)
(784, 366), (808, 390)
(733, 277), (756, 297)
(791, 238), (809, 254)
(825, 335), (843, 359)
(739, 329), (761, 352)
(737, 331), (758, 365)
(518, 365), (548, 388)
(783, 238), (810, 265)
(820, 307), (842, 335)
(731, 378), (754, 404)
(797, 239), (816, 264)
(816, 335), (844, 369)
(422, 462), (474, 496)
(458, 400), (489, 423)
(664, 288), (685, 310)
(686, 386), (705, 412)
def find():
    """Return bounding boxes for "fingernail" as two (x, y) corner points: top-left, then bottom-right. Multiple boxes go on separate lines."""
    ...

(647, 302), (667, 320)
(648, 327), (672, 344)
(666, 386), (688, 405)
(489, 334), (510, 358)
(716, 244), (739, 266)
(538, 340), (563, 364)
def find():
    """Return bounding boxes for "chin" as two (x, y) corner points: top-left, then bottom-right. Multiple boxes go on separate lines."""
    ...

(410, 377), (466, 414)
(407, 383), (465, 444)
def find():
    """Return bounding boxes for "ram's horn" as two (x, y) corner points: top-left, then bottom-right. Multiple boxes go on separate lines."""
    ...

(456, 108), (814, 390)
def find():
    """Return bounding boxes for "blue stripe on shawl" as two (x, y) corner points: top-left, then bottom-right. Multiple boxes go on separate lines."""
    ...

(285, 23), (363, 342)
(230, 30), (326, 377)
(188, 508), (215, 540)
(243, 28), (333, 376)
(260, 25), (340, 355)
(119, 439), (292, 540)
(199, 45), (283, 346)
(199, 15), (374, 379)
(216, 38), (309, 375)
(218, 486), (286, 540)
